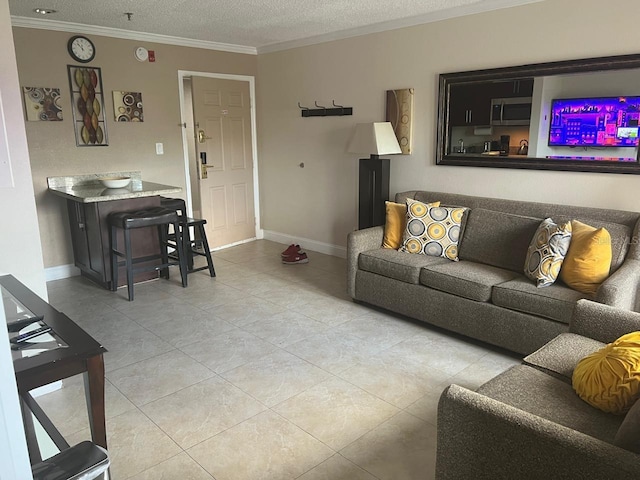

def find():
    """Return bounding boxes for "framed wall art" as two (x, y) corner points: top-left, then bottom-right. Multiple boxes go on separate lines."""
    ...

(112, 91), (144, 122)
(386, 88), (414, 155)
(67, 65), (108, 146)
(22, 87), (63, 121)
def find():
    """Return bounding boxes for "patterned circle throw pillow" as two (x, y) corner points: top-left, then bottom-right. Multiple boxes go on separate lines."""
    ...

(524, 218), (572, 287)
(400, 198), (467, 261)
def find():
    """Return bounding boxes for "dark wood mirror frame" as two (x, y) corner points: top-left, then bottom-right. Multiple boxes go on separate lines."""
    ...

(436, 53), (640, 174)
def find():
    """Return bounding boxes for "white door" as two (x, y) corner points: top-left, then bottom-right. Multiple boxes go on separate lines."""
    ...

(191, 77), (256, 248)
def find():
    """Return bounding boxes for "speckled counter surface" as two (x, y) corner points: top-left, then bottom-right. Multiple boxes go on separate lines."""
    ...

(47, 171), (181, 203)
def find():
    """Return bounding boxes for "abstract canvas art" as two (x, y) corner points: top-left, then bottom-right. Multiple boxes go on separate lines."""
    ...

(112, 91), (144, 122)
(386, 88), (414, 155)
(22, 87), (63, 121)
(67, 65), (108, 146)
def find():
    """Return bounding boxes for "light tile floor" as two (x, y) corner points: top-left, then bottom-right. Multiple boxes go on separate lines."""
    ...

(41, 240), (520, 479)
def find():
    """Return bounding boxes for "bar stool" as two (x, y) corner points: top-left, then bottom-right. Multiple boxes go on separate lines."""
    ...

(160, 197), (216, 277)
(108, 207), (188, 301)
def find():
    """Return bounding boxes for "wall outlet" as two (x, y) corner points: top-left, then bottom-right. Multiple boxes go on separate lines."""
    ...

(155, 143), (164, 155)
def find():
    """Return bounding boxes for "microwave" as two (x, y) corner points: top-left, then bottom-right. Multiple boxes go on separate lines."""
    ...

(491, 97), (532, 126)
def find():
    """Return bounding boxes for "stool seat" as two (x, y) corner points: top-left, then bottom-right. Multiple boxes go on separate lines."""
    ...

(159, 197), (186, 217)
(109, 207), (177, 229)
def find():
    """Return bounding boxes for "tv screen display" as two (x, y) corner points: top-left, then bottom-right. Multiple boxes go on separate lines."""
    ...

(548, 96), (640, 147)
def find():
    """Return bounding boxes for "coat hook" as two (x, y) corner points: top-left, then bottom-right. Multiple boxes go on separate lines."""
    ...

(314, 101), (327, 116)
(332, 100), (344, 116)
(297, 102), (309, 110)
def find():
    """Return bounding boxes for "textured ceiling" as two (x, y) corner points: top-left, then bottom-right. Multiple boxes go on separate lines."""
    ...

(9, 0), (541, 51)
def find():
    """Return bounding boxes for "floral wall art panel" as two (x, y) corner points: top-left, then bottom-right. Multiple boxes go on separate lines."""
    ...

(67, 65), (108, 146)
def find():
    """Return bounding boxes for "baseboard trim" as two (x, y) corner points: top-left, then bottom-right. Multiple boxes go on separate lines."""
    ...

(262, 230), (347, 258)
(45, 264), (80, 282)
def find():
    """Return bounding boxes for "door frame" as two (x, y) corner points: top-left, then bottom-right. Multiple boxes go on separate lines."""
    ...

(177, 70), (263, 243)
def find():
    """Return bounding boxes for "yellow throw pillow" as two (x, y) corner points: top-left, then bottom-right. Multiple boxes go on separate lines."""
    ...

(572, 332), (640, 414)
(559, 220), (612, 295)
(382, 200), (439, 249)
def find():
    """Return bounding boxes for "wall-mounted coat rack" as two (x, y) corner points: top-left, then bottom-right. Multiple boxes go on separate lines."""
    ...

(298, 100), (353, 117)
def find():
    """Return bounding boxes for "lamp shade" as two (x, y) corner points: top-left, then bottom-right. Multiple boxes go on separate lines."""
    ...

(347, 122), (401, 156)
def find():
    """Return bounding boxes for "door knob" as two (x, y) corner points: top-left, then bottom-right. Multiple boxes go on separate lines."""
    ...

(197, 129), (212, 144)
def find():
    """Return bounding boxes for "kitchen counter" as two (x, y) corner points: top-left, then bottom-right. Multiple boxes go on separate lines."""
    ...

(47, 171), (181, 203)
(47, 171), (182, 289)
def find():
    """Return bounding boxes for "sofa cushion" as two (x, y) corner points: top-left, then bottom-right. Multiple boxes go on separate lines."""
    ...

(523, 333), (605, 383)
(492, 277), (589, 324)
(400, 199), (467, 261)
(419, 261), (519, 302)
(554, 215), (631, 273)
(458, 208), (542, 273)
(358, 248), (448, 284)
(524, 218), (572, 287)
(477, 365), (623, 443)
(572, 332), (640, 415)
(559, 220), (612, 295)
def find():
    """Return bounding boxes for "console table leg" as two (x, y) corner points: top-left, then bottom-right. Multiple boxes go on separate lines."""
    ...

(84, 354), (107, 449)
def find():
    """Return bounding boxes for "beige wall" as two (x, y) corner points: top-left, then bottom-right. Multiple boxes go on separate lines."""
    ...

(12, 28), (257, 268)
(0, 0), (46, 297)
(256, 0), (640, 250)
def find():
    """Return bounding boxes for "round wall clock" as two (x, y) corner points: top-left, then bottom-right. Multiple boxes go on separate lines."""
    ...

(134, 46), (149, 62)
(67, 35), (95, 63)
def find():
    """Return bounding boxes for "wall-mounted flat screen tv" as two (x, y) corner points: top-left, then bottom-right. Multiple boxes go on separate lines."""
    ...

(548, 96), (640, 147)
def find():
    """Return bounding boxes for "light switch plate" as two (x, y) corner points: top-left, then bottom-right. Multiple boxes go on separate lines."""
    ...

(155, 143), (163, 155)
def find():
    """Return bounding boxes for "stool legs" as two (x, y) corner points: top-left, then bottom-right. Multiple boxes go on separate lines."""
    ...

(124, 229), (134, 301)
(173, 220), (188, 288)
(109, 225), (118, 292)
(196, 223), (216, 277)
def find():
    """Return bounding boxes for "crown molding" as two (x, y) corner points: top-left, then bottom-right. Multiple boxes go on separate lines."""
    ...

(258, 0), (543, 54)
(10, 16), (258, 55)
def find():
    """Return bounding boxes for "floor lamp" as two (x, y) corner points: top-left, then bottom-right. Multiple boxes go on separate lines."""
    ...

(347, 122), (402, 229)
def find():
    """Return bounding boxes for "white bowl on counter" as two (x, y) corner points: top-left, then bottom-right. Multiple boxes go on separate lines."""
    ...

(100, 176), (131, 189)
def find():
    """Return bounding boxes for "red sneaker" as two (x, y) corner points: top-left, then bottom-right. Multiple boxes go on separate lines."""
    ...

(282, 252), (309, 264)
(281, 244), (304, 258)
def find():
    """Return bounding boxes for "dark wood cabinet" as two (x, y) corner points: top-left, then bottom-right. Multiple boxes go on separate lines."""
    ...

(67, 197), (161, 289)
(449, 83), (492, 126)
(491, 78), (534, 98)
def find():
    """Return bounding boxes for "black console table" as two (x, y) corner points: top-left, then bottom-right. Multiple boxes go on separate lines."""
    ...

(2, 275), (107, 463)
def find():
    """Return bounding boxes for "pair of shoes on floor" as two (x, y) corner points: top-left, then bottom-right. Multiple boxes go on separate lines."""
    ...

(281, 244), (308, 264)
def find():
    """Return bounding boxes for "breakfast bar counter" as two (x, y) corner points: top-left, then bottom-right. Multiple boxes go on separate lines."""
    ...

(47, 172), (182, 290)
(47, 171), (181, 203)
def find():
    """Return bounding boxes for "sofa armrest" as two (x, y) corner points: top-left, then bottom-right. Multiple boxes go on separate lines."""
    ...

(595, 259), (640, 311)
(569, 299), (640, 343)
(436, 384), (640, 480)
(347, 226), (384, 298)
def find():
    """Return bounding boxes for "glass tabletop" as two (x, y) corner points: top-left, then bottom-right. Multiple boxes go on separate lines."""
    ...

(2, 285), (68, 361)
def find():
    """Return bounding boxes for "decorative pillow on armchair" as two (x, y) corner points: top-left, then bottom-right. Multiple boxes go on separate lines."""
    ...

(382, 200), (439, 249)
(400, 198), (467, 261)
(524, 218), (572, 287)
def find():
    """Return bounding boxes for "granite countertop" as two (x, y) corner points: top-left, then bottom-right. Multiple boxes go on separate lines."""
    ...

(47, 171), (182, 203)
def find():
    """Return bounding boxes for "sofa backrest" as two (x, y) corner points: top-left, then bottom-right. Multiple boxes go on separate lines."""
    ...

(396, 191), (640, 272)
(458, 208), (542, 272)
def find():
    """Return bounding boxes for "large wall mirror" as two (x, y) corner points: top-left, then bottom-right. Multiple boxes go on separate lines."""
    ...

(436, 54), (640, 174)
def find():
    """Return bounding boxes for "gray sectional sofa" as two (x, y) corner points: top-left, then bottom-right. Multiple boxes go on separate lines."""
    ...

(347, 190), (640, 355)
(436, 300), (640, 479)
